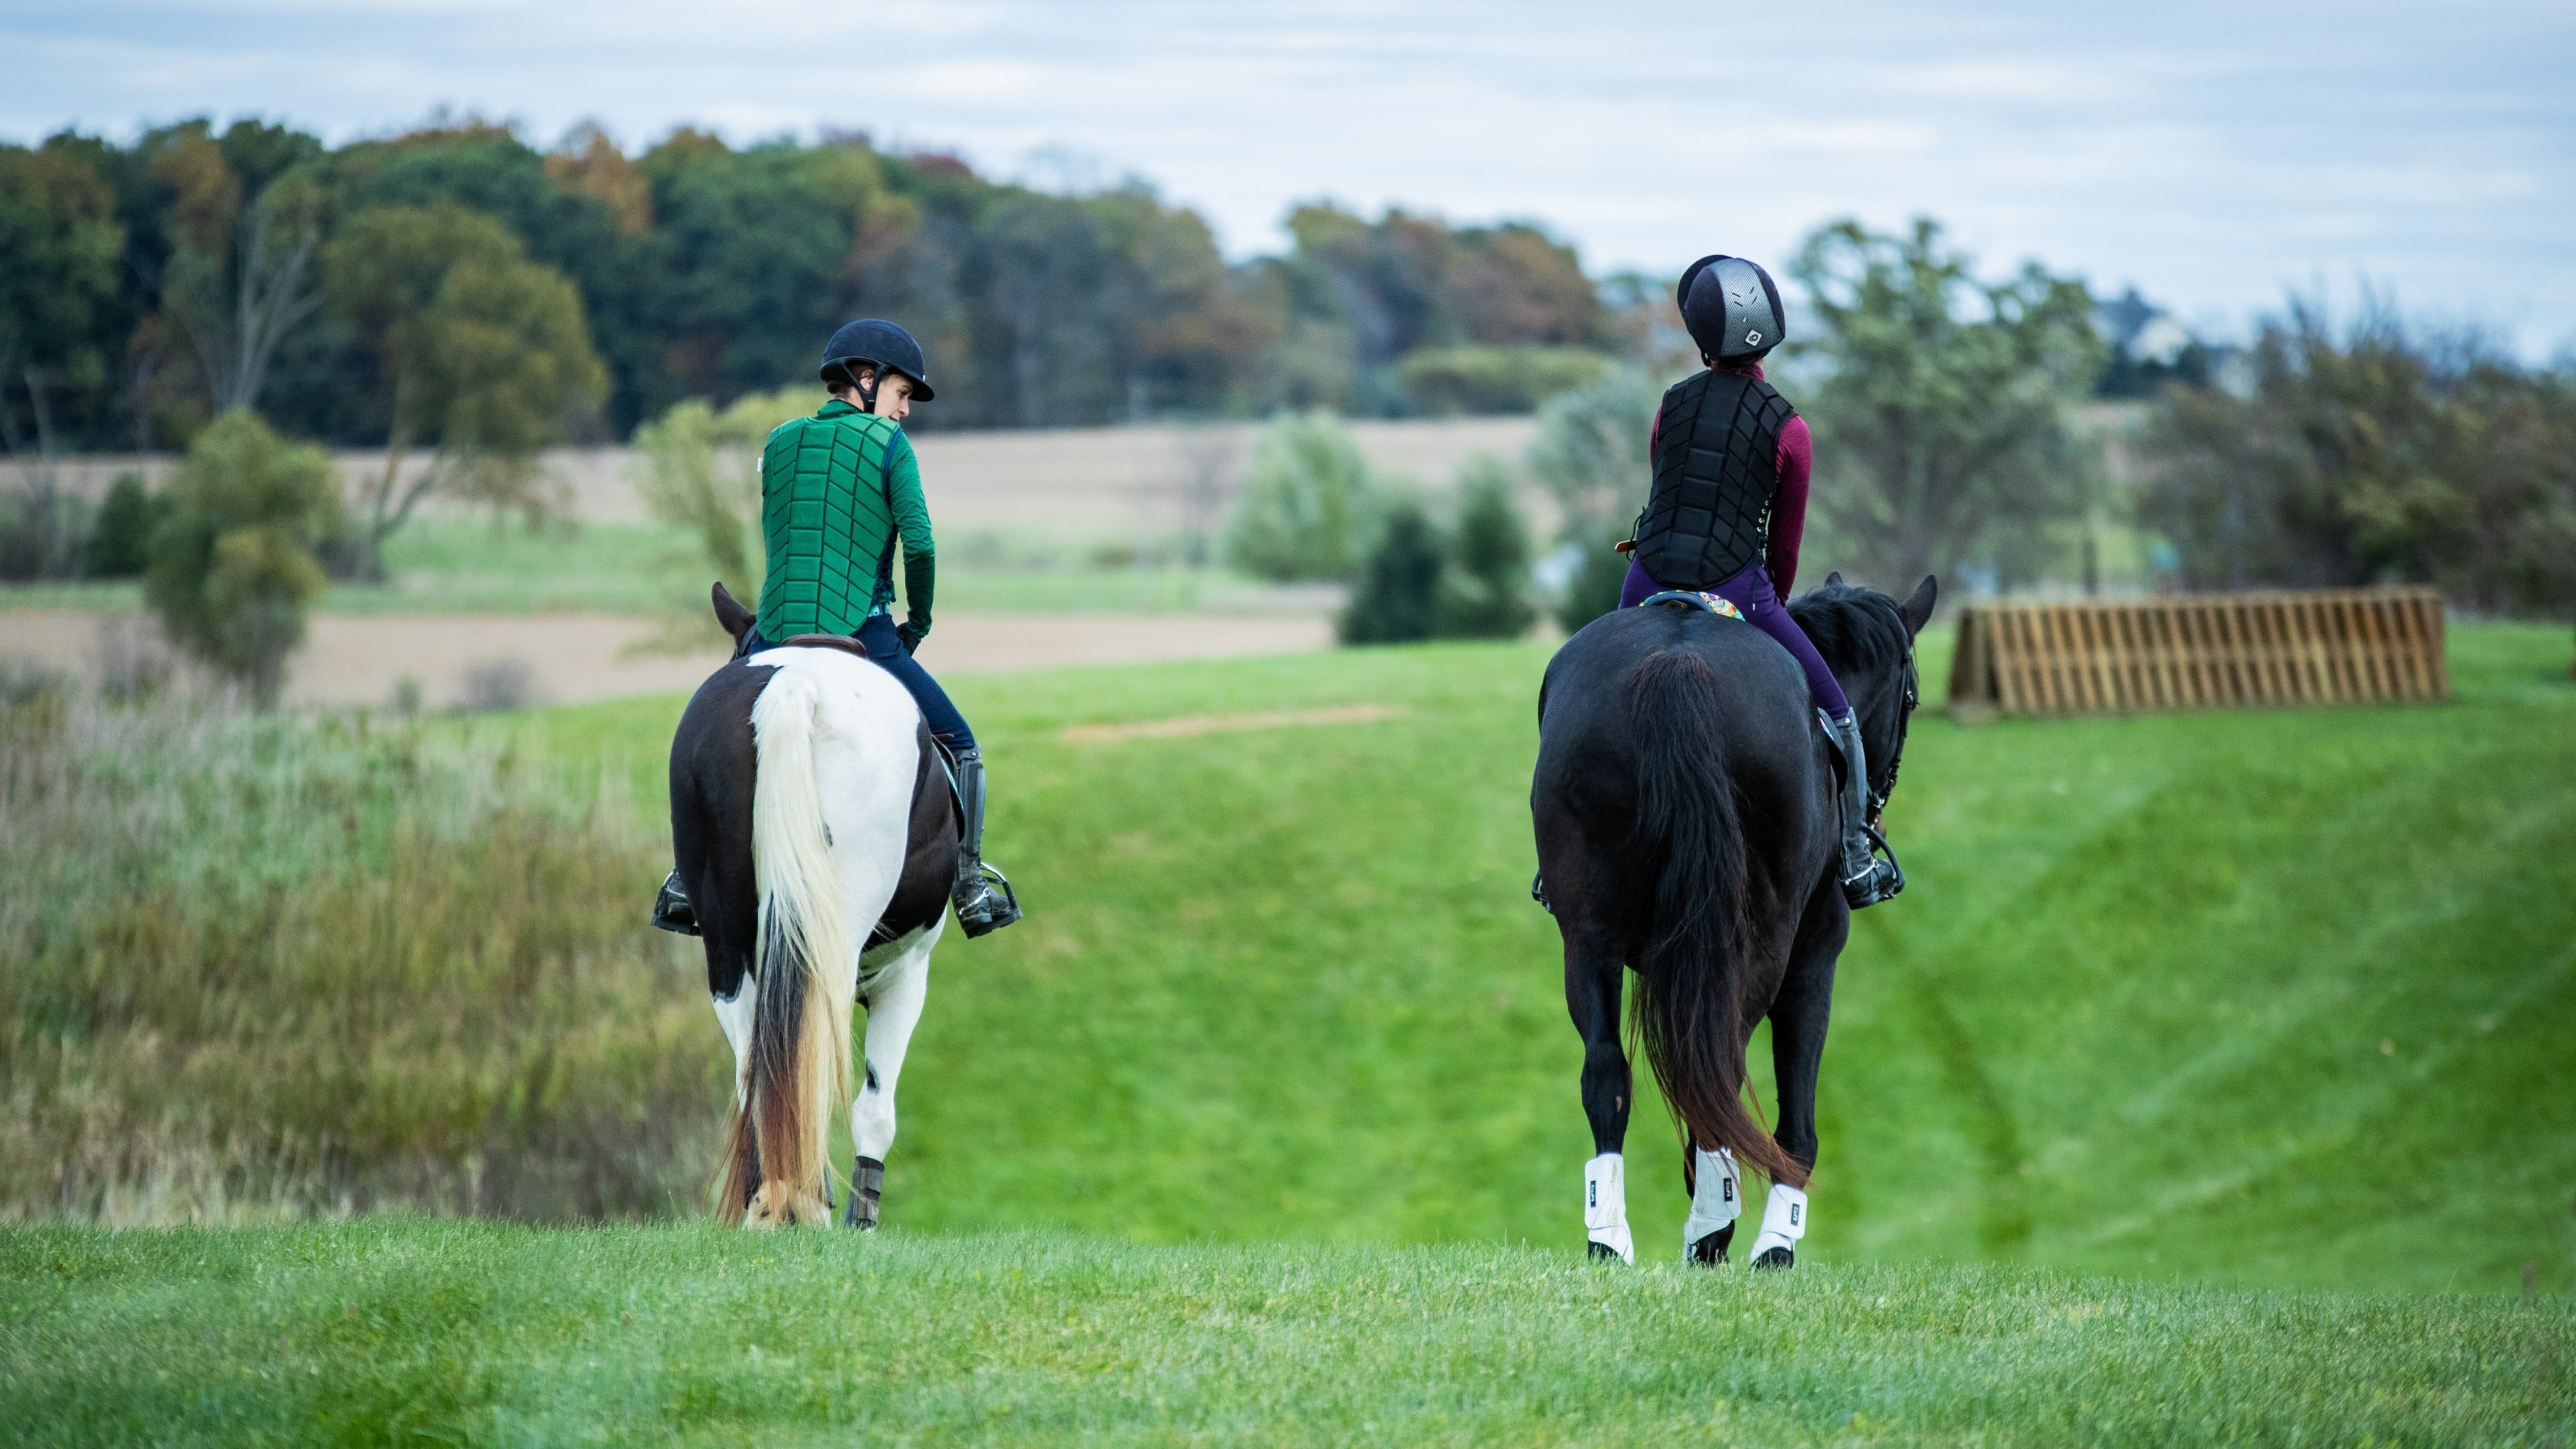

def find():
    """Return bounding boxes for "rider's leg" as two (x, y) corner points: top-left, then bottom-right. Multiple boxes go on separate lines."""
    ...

(1615, 559), (1662, 610)
(853, 616), (1021, 937)
(1705, 566), (1894, 909)
(653, 627), (781, 935)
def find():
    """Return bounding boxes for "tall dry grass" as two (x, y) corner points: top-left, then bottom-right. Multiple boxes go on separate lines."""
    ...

(0, 686), (724, 1223)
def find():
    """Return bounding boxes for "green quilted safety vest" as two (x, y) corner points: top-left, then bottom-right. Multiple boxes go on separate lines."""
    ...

(754, 402), (915, 641)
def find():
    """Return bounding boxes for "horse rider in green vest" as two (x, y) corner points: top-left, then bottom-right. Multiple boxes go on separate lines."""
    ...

(653, 318), (1022, 939)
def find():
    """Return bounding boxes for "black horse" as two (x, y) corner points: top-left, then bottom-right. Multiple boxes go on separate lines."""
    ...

(1532, 573), (1935, 1265)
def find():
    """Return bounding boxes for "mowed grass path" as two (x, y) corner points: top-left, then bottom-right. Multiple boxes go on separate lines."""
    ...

(490, 622), (2576, 1294)
(4, 1223), (2567, 1446)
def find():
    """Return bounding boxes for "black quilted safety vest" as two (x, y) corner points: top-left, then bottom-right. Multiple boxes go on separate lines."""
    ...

(1632, 369), (1798, 593)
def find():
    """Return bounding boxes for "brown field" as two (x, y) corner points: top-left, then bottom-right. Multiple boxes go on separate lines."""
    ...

(0, 608), (1339, 711)
(36, 415), (1545, 535)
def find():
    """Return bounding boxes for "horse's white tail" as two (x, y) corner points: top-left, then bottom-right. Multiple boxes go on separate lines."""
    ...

(722, 668), (856, 1226)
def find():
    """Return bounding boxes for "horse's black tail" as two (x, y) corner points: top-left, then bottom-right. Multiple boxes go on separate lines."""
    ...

(1627, 648), (1810, 1189)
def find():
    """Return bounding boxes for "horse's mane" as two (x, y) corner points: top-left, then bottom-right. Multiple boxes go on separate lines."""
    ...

(1786, 580), (1910, 675)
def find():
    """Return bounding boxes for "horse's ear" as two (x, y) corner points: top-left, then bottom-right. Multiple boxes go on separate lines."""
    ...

(1826, 570), (1844, 587)
(711, 581), (755, 642)
(1899, 575), (1938, 637)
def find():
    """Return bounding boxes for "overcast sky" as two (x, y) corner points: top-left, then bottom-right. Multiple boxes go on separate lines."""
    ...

(10, 0), (2572, 356)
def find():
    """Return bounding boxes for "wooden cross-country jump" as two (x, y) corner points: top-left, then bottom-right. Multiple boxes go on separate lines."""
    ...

(1946, 587), (2448, 719)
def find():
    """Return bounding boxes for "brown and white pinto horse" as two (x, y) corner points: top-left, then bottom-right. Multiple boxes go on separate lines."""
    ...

(669, 585), (959, 1227)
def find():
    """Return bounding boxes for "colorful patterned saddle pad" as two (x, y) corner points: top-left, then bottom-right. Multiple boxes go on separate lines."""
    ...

(1638, 588), (1745, 621)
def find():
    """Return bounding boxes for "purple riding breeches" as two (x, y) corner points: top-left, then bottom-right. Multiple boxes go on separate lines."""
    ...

(1618, 558), (1851, 719)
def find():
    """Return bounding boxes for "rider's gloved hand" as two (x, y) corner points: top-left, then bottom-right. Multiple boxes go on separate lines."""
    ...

(895, 621), (924, 656)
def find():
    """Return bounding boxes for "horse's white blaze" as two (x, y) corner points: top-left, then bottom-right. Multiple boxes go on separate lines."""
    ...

(1751, 1181), (1808, 1260)
(851, 922), (939, 1162)
(1584, 1151), (1634, 1263)
(1683, 1145), (1741, 1252)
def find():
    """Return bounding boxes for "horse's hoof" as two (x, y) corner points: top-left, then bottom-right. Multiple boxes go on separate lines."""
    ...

(1587, 1240), (1625, 1262)
(1752, 1247), (1795, 1270)
(1687, 1231), (1730, 1266)
(745, 1182), (830, 1228)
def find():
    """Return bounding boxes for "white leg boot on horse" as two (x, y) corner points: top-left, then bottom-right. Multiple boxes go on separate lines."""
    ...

(1683, 1145), (1742, 1264)
(1750, 1181), (1808, 1268)
(1584, 1152), (1634, 1264)
(844, 924), (937, 1230)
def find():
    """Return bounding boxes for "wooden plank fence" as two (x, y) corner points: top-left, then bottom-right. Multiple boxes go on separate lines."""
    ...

(1947, 588), (2448, 718)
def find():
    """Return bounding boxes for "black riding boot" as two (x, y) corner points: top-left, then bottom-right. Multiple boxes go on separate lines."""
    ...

(1823, 711), (1903, 909)
(948, 747), (1022, 937)
(651, 869), (699, 935)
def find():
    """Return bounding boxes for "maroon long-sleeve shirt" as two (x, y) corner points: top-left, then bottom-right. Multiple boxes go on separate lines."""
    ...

(1645, 362), (1813, 596)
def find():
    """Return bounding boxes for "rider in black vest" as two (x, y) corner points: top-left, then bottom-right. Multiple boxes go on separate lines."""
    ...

(1621, 254), (1902, 909)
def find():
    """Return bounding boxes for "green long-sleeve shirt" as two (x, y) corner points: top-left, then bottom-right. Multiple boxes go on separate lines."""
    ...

(753, 400), (936, 641)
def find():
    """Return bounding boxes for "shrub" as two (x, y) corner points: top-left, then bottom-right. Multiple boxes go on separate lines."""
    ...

(0, 477), (87, 583)
(1339, 499), (1446, 645)
(83, 471), (168, 579)
(2140, 304), (2576, 613)
(1226, 411), (1379, 582)
(1438, 459), (1536, 639)
(143, 411), (340, 709)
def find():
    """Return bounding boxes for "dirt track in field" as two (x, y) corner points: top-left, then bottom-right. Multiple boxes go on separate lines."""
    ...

(1, 609), (1337, 711)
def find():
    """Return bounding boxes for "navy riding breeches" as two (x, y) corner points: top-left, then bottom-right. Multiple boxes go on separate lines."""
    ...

(740, 614), (978, 753)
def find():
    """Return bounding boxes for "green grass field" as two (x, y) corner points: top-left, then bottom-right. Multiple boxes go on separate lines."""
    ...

(461, 622), (2576, 1294)
(8, 622), (2573, 1442)
(4, 1224), (2566, 1446)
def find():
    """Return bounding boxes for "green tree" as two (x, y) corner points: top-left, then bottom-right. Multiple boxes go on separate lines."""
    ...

(145, 410), (341, 708)
(1226, 411), (1380, 581)
(1789, 218), (2104, 588)
(325, 203), (607, 579)
(1339, 499), (1445, 645)
(1438, 458), (1536, 638)
(0, 139), (124, 577)
(147, 120), (328, 417)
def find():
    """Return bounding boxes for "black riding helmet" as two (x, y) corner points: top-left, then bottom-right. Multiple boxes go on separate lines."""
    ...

(1676, 255), (1786, 363)
(819, 318), (935, 403)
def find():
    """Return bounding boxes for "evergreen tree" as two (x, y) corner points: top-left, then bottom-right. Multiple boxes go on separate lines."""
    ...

(1340, 499), (1445, 645)
(1439, 459), (1535, 638)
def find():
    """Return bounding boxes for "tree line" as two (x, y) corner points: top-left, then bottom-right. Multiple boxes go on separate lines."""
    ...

(1237, 219), (2576, 639)
(0, 117), (1617, 457)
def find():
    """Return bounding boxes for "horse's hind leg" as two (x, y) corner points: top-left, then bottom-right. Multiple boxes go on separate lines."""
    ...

(844, 926), (939, 1230)
(1561, 919), (1635, 1263)
(1752, 896), (1848, 1268)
